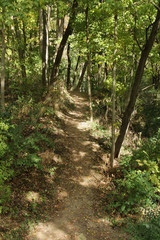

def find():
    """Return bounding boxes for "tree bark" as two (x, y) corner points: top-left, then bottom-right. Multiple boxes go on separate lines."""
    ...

(72, 55), (81, 88)
(56, 3), (64, 40)
(125, 42), (135, 108)
(14, 17), (26, 79)
(46, 6), (51, 84)
(75, 61), (88, 90)
(67, 43), (71, 90)
(110, 10), (118, 167)
(104, 62), (108, 82)
(39, 9), (43, 55)
(54, 5), (64, 63)
(42, 6), (51, 87)
(50, 0), (78, 84)
(86, 5), (93, 122)
(115, 8), (160, 158)
(42, 9), (47, 86)
(1, 7), (5, 112)
(97, 63), (102, 86)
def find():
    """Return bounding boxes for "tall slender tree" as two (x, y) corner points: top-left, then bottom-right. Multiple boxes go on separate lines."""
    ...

(42, 9), (47, 86)
(86, 3), (93, 122)
(14, 17), (27, 79)
(1, 7), (5, 112)
(50, 0), (78, 84)
(72, 55), (81, 88)
(115, 4), (160, 158)
(67, 43), (71, 90)
(110, 9), (118, 167)
(39, 8), (43, 55)
(42, 6), (51, 86)
(75, 61), (88, 90)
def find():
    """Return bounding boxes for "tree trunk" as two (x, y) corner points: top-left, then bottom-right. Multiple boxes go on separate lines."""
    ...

(72, 55), (81, 88)
(1, 7), (5, 112)
(125, 42), (135, 108)
(104, 62), (108, 82)
(67, 43), (71, 90)
(42, 9), (47, 86)
(39, 9), (43, 55)
(115, 8), (160, 158)
(50, 0), (78, 84)
(97, 63), (102, 86)
(42, 6), (51, 87)
(75, 61), (88, 90)
(46, 6), (51, 85)
(56, 3), (64, 40)
(86, 5), (93, 122)
(14, 17), (26, 79)
(56, 17), (64, 40)
(54, 5), (64, 63)
(6, 27), (10, 91)
(110, 10), (118, 167)
(125, 23), (137, 108)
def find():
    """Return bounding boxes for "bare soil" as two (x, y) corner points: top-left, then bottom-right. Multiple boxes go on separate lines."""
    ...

(27, 92), (129, 240)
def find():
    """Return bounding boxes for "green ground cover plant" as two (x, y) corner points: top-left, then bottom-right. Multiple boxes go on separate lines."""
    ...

(0, 98), (55, 213)
(107, 129), (160, 215)
(127, 209), (160, 240)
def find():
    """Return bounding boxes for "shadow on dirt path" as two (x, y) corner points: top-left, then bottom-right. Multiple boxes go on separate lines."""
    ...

(28, 92), (129, 240)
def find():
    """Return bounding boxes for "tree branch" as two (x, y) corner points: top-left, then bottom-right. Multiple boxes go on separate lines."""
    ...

(152, 2), (160, 12)
(134, 33), (143, 51)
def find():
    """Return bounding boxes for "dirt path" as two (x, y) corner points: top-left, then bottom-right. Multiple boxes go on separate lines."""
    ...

(29, 92), (129, 240)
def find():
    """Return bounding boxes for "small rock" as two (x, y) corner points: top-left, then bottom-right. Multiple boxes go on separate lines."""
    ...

(78, 233), (86, 240)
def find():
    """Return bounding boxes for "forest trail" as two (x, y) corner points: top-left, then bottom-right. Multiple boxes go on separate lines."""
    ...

(29, 92), (128, 240)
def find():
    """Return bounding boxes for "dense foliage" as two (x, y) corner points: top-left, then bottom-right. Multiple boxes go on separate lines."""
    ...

(106, 129), (160, 216)
(0, 0), (160, 238)
(127, 209), (160, 240)
(0, 98), (55, 213)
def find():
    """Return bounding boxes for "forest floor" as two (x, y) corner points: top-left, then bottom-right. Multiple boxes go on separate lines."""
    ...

(0, 92), (130, 240)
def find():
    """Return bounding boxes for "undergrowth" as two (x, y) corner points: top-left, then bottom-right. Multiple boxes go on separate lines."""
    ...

(106, 129), (160, 216)
(127, 209), (160, 240)
(90, 120), (112, 151)
(0, 96), (55, 214)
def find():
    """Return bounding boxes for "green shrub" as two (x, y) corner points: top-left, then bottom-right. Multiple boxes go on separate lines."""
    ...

(0, 185), (11, 214)
(0, 99), (55, 213)
(107, 130), (160, 215)
(0, 119), (15, 213)
(107, 170), (158, 215)
(143, 101), (160, 137)
(134, 95), (160, 137)
(127, 209), (160, 240)
(131, 129), (160, 188)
